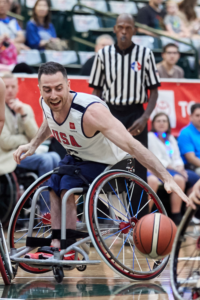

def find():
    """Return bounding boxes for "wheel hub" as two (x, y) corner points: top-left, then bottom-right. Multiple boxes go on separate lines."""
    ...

(42, 212), (51, 225)
(119, 217), (138, 234)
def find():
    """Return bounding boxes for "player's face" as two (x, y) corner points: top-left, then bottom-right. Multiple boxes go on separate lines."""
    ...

(39, 72), (70, 112)
(114, 20), (135, 46)
(153, 115), (169, 133)
(190, 108), (200, 129)
(3, 77), (18, 104)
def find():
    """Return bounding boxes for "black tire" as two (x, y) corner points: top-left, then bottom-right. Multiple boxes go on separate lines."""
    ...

(170, 206), (200, 300)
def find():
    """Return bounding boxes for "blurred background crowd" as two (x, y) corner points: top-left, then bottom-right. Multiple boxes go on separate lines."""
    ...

(0, 0), (200, 78)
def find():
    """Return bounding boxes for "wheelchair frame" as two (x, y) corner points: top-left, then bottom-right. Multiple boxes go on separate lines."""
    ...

(0, 155), (169, 284)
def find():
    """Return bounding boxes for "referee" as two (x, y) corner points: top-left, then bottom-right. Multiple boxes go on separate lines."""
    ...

(89, 13), (160, 218)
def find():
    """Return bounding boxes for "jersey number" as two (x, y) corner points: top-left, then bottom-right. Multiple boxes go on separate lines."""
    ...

(52, 130), (81, 147)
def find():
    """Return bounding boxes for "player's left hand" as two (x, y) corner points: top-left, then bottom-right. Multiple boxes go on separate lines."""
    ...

(164, 178), (196, 210)
(128, 116), (147, 136)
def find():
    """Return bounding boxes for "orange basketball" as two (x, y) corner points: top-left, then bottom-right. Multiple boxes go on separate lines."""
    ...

(133, 213), (177, 259)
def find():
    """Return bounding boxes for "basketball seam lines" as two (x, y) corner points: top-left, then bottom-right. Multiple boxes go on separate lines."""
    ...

(158, 220), (173, 256)
(139, 218), (147, 254)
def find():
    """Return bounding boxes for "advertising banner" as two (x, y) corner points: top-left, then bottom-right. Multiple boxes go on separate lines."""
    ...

(17, 76), (200, 136)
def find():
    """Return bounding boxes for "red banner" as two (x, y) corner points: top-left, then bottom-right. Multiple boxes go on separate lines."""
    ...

(17, 77), (200, 136)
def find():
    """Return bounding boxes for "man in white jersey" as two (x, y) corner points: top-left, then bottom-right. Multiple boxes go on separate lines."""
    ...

(13, 62), (194, 260)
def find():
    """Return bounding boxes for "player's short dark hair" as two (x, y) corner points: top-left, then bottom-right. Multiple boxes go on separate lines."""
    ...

(151, 112), (171, 134)
(191, 103), (200, 114)
(38, 62), (67, 81)
(162, 43), (179, 53)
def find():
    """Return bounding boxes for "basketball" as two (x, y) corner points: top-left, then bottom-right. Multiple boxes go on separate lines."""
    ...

(133, 213), (177, 259)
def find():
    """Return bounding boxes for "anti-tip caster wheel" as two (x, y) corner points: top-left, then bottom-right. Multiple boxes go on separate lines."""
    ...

(77, 264), (87, 272)
(53, 266), (64, 283)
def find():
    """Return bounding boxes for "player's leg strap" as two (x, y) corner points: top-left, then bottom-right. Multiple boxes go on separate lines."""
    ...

(26, 229), (88, 247)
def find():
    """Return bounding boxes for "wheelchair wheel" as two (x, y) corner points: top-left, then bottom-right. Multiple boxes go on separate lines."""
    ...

(170, 206), (200, 300)
(0, 223), (13, 285)
(7, 171), (87, 274)
(0, 173), (17, 226)
(85, 170), (169, 281)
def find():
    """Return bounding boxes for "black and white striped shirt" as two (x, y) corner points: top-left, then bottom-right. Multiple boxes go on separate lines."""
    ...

(89, 43), (160, 106)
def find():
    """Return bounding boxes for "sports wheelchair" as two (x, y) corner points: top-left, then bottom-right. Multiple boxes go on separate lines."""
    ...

(170, 206), (200, 300)
(0, 155), (169, 284)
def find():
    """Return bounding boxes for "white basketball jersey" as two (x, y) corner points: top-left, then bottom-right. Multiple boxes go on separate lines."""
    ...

(41, 91), (127, 165)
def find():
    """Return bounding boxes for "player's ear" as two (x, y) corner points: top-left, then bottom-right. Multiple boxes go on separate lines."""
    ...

(67, 79), (71, 90)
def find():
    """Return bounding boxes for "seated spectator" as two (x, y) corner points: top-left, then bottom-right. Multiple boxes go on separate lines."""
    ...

(164, 1), (190, 38)
(26, 0), (65, 50)
(0, 0), (28, 52)
(157, 43), (184, 78)
(80, 34), (114, 76)
(136, 0), (166, 36)
(178, 103), (200, 176)
(0, 73), (60, 213)
(148, 112), (199, 225)
(178, 0), (200, 36)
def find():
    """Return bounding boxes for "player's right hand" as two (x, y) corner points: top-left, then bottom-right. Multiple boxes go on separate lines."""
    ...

(13, 143), (35, 164)
(164, 179), (196, 210)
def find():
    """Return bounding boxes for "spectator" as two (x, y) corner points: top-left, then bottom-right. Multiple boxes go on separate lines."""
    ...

(26, 0), (64, 50)
(80, 34), (114, 76)
(178, 103), (200, 176)
(137, 0), (166, 36)
(0, 0), (28, 52)
(0, 73), (60, 213)
(178, 0), (200, 35)
(164, 1), (190, 38)
(157, 43), (184, 78)
(148, 112), (199, 225)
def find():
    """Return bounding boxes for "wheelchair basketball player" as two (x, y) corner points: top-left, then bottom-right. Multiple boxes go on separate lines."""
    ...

(13, 62), (193, 260)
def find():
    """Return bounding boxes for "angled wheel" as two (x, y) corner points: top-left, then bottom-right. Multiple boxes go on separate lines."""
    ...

(170, 206), (200, 300)
(0, 224), (13, 285)
(85, 170), (169, 281)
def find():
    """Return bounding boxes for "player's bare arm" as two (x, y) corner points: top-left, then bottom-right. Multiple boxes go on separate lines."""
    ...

(0, 78), (5, 135)
(128, 88), (158, 136)
(83, 103), (195, 209)
(13, 118), (51, 164)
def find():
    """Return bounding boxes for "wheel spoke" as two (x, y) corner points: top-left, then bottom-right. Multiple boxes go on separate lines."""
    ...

(104, 225), (130, 241)
(40, 193), (50, 212)
(107, 182), (131, 219)
(98, 217), (121, 222)
(134, 198), (152, 218)
(146, 258), (151, 271)
(109, 232), (121, 250)
(124, 179), (134, 217)
(97, 208), (120, 223)
(116, 231), (131, 258)
(98, 196), (128, 220)
(136, 190), (144, 218)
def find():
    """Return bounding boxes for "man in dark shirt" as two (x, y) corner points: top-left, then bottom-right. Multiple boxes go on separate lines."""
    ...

(137, 0), (166, 35)
(80, 34), (114, 76)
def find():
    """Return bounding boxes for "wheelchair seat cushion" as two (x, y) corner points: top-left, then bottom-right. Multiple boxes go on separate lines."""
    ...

(49, 155), (107, 197)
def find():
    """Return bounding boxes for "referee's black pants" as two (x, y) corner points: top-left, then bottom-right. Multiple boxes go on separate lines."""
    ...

(108, 103), (148, 219)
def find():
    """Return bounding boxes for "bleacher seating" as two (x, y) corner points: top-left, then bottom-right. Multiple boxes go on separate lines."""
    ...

(14, 0), (200, 77)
